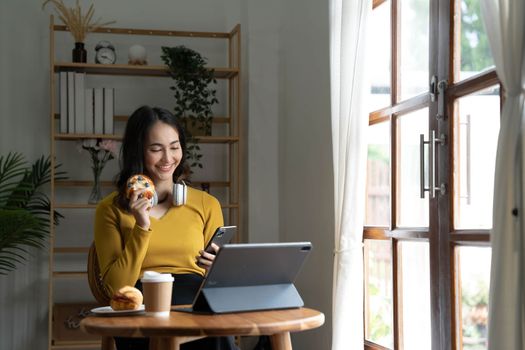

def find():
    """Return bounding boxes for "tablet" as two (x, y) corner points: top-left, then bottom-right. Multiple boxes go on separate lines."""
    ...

(189, 242), (313, 313)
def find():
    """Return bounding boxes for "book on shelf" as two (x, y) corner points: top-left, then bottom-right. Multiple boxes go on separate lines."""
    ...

(67, 72), (75, 134)
(93, 88), (104, 134)
(85, 88), (94, 134)
(103, 88), (114, 135)
(59, 72), (67, 133)
(74, 73), (85, 134)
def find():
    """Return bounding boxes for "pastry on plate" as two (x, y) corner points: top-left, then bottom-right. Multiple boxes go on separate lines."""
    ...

(110, 286), (143, 311)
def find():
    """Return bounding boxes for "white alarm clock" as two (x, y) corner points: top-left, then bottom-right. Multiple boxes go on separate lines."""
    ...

(95, 41), (116, 64)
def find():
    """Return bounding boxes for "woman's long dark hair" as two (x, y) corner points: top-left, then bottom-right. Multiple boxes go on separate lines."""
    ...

(114, 105), (189, 209)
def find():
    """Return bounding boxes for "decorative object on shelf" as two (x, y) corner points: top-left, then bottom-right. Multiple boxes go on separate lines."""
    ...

(161, 46), (218, 136)
(161, 45), (219, 169)
(72, 42), (87, 63)
(78, 139), (119, 204)
(128, 44), (147, 65)
(0, 152), (66, 275)
(42, 0), (115, 63)
(95, 40), (117, 64)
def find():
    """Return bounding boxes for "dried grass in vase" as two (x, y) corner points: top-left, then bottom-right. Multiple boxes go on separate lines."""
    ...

(42, 0), (115, 43)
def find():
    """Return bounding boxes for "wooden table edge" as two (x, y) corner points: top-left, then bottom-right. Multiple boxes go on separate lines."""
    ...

(80, 307), (325, 344)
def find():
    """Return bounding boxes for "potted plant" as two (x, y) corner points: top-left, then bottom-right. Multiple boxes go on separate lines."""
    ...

(161, 45), (219, 169)
(0, 152), (65, 275)
(42, 0), (115, 62)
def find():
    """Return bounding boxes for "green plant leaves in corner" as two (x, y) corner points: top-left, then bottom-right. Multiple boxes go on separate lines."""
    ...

(0, 210), (40, 273)
(0, 152), (66, 275)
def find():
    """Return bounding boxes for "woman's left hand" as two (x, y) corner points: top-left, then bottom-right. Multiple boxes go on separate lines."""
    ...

(196, 243), (220, 270)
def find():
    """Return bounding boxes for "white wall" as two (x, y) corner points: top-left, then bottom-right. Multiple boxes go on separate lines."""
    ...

(0, 0), (334, 349)
(244, 0), (281, 244)
(278, 0), (334, 348)
(1, 2), (55, 349)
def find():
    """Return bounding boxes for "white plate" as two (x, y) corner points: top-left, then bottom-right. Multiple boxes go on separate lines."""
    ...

(91, 305), (145, 316)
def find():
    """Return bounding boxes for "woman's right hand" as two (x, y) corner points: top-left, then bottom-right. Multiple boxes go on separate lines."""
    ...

(129, 188), (151, 230)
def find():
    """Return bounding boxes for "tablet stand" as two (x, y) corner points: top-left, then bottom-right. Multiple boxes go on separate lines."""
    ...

(193, 283), (304, 313)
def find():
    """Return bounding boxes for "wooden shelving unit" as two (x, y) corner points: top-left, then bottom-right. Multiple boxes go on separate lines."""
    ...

(47, 15), (242, 350)
(54, 133), (239, 143)
(54, 62), (239, 78)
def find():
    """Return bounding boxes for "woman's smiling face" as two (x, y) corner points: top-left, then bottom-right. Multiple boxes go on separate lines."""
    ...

(143, 121), (183, 184)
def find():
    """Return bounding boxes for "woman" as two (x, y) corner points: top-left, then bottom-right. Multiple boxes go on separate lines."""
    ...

(94, 106), (237, 350)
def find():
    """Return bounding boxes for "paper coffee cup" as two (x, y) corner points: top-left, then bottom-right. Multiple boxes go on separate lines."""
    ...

(141, 271), (174, 317)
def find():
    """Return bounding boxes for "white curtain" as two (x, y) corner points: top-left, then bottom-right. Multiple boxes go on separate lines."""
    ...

(480, 0), (525, 349)
(329, 0), (370, 349)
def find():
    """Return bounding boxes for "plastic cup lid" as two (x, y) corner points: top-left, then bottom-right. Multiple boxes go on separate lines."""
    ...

(140, 271), (174, 283)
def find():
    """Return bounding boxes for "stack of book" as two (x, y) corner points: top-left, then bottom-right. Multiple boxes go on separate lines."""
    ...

(59, 72), (114, 135)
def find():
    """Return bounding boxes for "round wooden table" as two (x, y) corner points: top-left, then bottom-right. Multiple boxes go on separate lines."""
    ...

(80, 307), (324, 350)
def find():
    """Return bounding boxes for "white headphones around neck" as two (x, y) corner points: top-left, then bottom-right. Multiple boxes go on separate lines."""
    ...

(173, 181), (187, 206)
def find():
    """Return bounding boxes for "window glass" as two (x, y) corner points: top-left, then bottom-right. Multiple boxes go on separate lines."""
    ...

(366, 122), (390, 226)
(455, 85), (499, 229)
(399, 0), (430, 100)
(369, 0), (391, 112)
(457, 246), (491, 350)
(364, 239), (394, 348)
(397, 108), (429, 227)
(399, 241), (431, 350)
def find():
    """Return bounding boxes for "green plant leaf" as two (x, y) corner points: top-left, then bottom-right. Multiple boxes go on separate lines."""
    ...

(0, 209), (41, 275)
(0, 152), (66, 275)
(161, 45), (220, 170)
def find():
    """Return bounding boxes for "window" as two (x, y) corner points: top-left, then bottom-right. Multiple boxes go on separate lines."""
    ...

(364, 239), (393, 348)
(456, 246), (491, 349)
(364, 0), (498, 349)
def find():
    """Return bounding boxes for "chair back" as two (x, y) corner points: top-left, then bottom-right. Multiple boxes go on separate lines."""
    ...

(87, 242), (111, 305)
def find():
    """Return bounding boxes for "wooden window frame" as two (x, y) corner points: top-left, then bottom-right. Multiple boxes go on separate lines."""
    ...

(364, 0), (499, 349)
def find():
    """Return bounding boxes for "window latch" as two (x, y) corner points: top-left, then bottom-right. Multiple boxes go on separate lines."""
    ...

(436, 79), (448, 120)
(430, 75), (438, 102)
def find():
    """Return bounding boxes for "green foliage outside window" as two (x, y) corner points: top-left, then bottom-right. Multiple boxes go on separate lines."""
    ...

(460, 0), (494, 73)
(368, 280), (393, 348)
(368, 145), (389, 163)
(462, 278), (489, 349)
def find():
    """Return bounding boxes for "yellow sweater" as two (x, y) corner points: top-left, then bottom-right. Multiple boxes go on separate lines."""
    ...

(94, 187), (224, 295)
